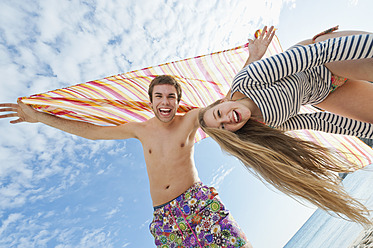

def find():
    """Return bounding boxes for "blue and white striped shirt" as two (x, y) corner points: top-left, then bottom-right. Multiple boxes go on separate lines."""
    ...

(231, 34), (373, 138)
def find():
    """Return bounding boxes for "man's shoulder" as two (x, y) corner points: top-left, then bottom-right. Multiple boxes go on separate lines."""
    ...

(182, 108), (200, 119)
(138, 118), (155, 127)
(177, 108), (200, 128)
(116, 120), (148, 134)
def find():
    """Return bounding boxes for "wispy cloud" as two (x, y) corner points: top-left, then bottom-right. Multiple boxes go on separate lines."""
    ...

(78, 228), (114, 248)
(349, 0), (359, 6)
(0, 213), (23, 236)
(210, 164), (234, 190)
(105, 207), (120, 219)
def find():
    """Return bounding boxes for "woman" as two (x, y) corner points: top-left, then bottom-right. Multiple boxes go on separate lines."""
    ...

(199, 26), (373, 225)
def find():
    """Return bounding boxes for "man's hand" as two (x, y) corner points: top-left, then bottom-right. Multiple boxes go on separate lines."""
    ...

(247, 25), (276, 62)
(0, 99), (38, 124)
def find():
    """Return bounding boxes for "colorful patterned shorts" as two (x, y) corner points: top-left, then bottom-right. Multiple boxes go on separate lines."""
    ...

(330, 74), (348, 93)
(150, 182), (248, 247)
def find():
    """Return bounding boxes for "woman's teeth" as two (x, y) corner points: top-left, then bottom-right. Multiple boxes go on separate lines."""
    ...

(233, 111), (239, 122)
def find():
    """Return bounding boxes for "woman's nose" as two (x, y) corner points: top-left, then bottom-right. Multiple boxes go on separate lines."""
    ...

(221, 115), (230, 123)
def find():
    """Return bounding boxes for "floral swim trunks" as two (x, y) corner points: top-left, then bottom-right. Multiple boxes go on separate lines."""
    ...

(149, 182), (248, 247)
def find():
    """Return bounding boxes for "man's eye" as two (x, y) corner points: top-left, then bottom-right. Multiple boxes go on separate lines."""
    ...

(217, 110), (221, 117)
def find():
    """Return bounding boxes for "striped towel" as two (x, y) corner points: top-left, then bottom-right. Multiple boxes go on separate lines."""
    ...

(20, 34), (373, 170)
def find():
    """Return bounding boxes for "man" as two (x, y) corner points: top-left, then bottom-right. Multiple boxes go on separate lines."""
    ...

(0, 75), (251, 247)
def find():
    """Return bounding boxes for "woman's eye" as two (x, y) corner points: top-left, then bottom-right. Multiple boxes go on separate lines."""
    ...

(221, 124), (225, 129)
(217, 110), (221, 117)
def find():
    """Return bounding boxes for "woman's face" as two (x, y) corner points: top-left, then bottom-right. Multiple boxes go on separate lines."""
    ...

(203, 100), (251, 131)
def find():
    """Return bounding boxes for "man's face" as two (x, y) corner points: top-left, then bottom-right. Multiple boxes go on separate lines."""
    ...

(150, 84), (179, 123)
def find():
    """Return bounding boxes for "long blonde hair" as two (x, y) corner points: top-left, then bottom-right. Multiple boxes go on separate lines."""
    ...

(199, 103), (371, 225)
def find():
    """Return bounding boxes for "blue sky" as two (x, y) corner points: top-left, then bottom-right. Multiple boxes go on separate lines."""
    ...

(0, 0), (372, 247)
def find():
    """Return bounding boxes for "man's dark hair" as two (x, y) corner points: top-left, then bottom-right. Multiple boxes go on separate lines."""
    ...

(148, 75), (182, 103)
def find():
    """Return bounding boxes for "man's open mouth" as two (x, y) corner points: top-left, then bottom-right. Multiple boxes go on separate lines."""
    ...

(159, 108), (172, 115)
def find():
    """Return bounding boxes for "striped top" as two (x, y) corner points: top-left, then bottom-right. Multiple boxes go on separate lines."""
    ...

(231, 34), (373, 138)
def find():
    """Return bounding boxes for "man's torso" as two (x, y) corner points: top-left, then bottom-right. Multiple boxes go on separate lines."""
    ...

(134, 109), (201, 206)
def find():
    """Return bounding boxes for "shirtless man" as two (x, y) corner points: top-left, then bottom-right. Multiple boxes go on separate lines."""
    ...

(0, 75), (251, 247)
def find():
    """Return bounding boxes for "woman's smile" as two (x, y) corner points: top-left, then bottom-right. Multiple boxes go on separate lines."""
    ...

(233, 110), (241, 123)
(204, 101), (251, 131)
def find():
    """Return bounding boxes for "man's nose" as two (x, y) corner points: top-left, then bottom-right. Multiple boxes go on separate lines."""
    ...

(161, 97), (169, 104)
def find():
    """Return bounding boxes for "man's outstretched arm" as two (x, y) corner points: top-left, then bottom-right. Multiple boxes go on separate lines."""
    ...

(0, 100), (138, 140)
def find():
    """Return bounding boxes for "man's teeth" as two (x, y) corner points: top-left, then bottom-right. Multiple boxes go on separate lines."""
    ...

(233, 111), (239, 122)
(160, 108), (171, 113)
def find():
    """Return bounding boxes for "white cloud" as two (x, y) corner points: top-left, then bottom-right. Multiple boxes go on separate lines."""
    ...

(139, 218), (151, 229)
(209, 164), (234, 190)
(0, 213), (23, 236)
(105, 207), (120, 219)
(349, 0), (359, 6)
(79, 229), (114, 248)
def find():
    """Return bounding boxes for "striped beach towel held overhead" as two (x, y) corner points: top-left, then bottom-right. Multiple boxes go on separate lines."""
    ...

(20, 32), (373, 170)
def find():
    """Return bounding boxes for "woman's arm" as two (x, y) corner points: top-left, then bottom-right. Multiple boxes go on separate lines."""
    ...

(295, 27), (370, 46)
(280, 112), (373, 139)
(241, 33), (373, 85)
(242, 26), (276, 68)
(224, 26), (276, 99)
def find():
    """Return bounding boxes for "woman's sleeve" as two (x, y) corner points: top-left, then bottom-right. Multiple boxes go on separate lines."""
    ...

(279, 112), (373, 139)
(239, 34), (373, 85)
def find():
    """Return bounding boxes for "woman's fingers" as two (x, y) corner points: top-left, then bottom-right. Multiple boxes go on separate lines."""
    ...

(255, 26), (275, 42)
(267, 26), (276, 42)
(265, 26), (275, 38)
(261, 26), (267, 39)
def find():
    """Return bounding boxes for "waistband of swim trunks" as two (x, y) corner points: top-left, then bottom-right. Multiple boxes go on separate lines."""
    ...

(153, 181), (204, 211)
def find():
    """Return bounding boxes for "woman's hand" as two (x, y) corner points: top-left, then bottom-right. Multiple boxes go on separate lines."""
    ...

(247, 25), (276, 62)
(0, 99), (38, 124)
